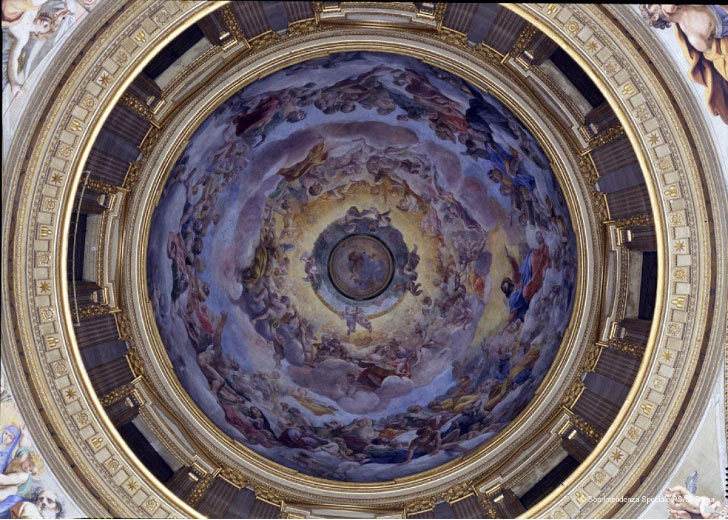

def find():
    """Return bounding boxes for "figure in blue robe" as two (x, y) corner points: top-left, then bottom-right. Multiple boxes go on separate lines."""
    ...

(0, 495), (28, 519)
(505, 249), (534, 323)
(501, 242), (551, 323)
(0, 426), (21, 473)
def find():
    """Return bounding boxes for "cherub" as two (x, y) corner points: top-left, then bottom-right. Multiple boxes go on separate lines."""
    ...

(403, 244), (420, 274)
(300, 252), (319, 286)
(341, 306), (372, 335)
(0, 449), (44, 501)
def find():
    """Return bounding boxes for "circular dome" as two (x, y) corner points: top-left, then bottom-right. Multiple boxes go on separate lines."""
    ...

(147, 51), (577, 482)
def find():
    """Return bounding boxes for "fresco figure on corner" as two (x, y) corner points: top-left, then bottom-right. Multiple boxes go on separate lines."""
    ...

(2, 0), (68, 97)
(2, 0), (100, 100)
(0, 426), (23, 474)
(664, 470), (728, 519)
(0, 370), (80, 518)
(640, 4), (728, 124)
(2, 487), (65, 519)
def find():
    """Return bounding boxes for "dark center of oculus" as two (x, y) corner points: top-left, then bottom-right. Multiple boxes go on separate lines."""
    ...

(328, 235), (394, 300)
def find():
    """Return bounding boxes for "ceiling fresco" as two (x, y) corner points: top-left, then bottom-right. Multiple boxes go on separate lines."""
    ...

(146, 51), (577, 482)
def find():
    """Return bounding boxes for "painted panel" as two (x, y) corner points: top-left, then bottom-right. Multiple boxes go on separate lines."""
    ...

(147, 51), (578, 482)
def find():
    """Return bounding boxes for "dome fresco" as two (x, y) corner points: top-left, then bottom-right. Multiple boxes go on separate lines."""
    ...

(147, 52), (577, 482)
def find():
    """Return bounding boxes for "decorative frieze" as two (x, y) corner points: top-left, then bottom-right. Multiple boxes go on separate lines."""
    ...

(72, 303), (114, 320)
(122, 162), (140, 191)
(187, 473), (216, 508)
(84, 177), (121, 195)
(607, 213), (653, 230)
(587, 124), (625, 150)
(120, 92), (156, 122)
(254, 485), (284, 507)
(565, 409), (604, 444)
(405, 496), (437, 516)
(441, 480), (474, 504)
(219, 467), (249, 489)
(606, 338), (643, 357)
(560, 378), (585, 407)
(220, 5), (247, 42)
(114, 311), (134, 342)
(126, 345), (145, 378)
(504, 24), (538, 63)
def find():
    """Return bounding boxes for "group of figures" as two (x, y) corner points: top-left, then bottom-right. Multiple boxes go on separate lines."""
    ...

(0, 370), (78, 518)
(148, 52), (577, 482)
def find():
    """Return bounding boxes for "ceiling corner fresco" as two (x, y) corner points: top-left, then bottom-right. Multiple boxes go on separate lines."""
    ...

(2, 0), (101, 139)
(0, 367), (83, 519)
(638, 4), (728, 125)
(147, 51), (577, 482)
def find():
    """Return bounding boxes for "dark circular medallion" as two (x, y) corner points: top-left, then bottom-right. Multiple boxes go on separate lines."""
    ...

(328, 234), (394, 300)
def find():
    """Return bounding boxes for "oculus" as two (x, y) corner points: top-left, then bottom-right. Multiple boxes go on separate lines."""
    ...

(329, 234), (395, 301)
(311, 211), (410, 316)
(147, 52), (577, 482)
